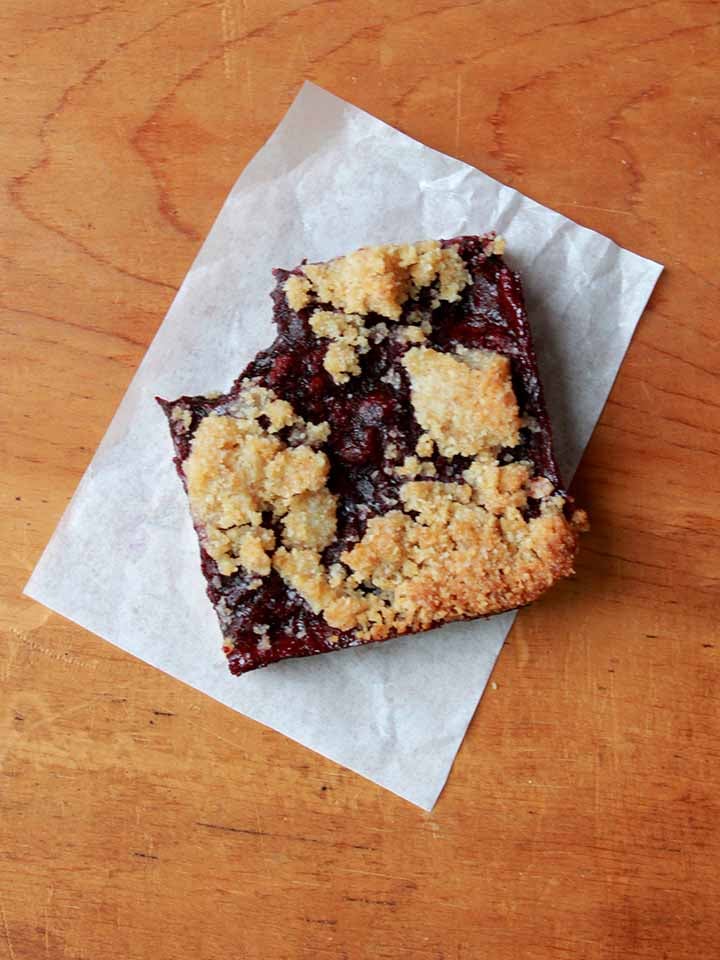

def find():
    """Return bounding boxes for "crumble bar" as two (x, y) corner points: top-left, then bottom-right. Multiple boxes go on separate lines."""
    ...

(159, 236), (587, 674)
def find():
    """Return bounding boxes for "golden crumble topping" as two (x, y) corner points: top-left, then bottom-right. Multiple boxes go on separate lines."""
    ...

(273, 547), (370, 633)
(284, 275), (312, 311)
(288, 420), (331, 447)
(281, 489), (337, 551)
(394, 324), (428, 345)
(264, 446), (328, 500)
(415, 433), (435, 458)
(235, 528), (275, 577)
(484, 236), (506, 256)
(299, 240), (470, 320)
(300, 241), (467, 382)
(462, 457), (534, 515)
(274, 464), (582, 643)
(226, 383), (298, 433)
(402, 346), (520, 457)
(395, 455), (437, 479)
(396, 312), (432, 344)
(322, 341), (358, 383)
(309, 309), (371, 384)
(184, 384), (334, 577)
(171, 405), (192, 429)
(340, 492), (583, 639)
(399, 480), (472, 518)
(310, 309), (366, 343)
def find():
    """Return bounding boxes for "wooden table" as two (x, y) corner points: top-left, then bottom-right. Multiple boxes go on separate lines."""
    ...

(2, 2), (718, 957)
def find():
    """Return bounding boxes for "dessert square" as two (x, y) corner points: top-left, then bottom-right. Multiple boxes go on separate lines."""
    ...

(159, 236), (587, 674)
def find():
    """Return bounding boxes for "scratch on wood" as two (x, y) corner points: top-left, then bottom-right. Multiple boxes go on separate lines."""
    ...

(344, 895), (397, 907)
(195, 820), (374, 851)
(243, 22), (254, 113)
(9, 628), (98, 676)
(330, 865), (417, 885)
(220, 1), (229, 75)
(562, 201), (635, 217)
(294, 29), (310, 74)
(0, 900), (16, 960)
(220, 0), (238, 80)
(23, 697), (95, 733)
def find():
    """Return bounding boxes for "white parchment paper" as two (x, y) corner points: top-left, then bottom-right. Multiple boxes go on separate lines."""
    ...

(25, 82), (662, 810)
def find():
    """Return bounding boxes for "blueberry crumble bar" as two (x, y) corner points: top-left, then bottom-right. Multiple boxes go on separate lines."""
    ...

(159, 235), (587, 674)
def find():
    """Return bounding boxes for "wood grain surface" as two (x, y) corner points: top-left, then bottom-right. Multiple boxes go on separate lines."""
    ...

(2, 1), (719, 957)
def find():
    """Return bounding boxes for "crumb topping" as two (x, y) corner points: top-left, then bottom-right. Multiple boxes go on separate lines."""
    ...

(415, 433), (435, 457)
(275, 456), (581, 643)
(310, 309), (371, 384)
(462, 457), (534, 515)
(273, 547), (370, 633)
(402, 346), (521, 457)
(304, 421), (331, 446)
(369, 322), (390, 343)
(394, 324), (427, 344)
(310, 309), (366, 344)
(323, 342), (360, 383)
(302, 242), (468, 381)
(235, 528), (275, 577)
(226, 383), (298, 433)
(299, 240), (470, 320)
(171, 405), (192, 429)
(281, 488), (337, 551)
(484, 236), (506, 256)
(265, 445), (328, 498)
(385, 441), (399, 460)
(399, 480), (472, 517)
(395, 455), (437, 479)
(184, 384), (334, 576)
(399, 311), (433, 343)
(284, 275), (313, 311)
(339, 485), (582, 639)
(285, 420), (331, 448)
(526, 475), (554, 499)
